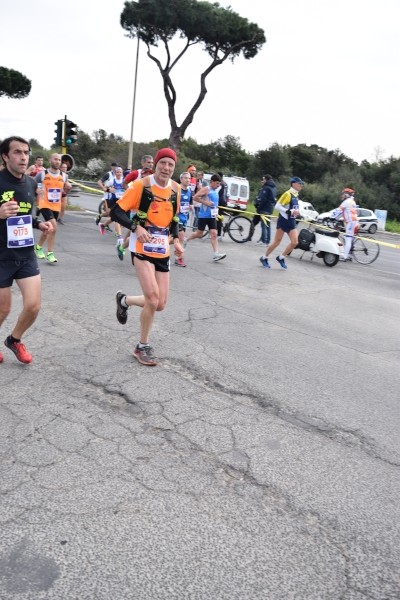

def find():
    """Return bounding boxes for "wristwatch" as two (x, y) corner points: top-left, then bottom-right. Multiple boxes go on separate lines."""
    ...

(131, 220), (138, 232)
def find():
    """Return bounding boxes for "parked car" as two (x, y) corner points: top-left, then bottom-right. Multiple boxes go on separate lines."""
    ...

(317, 207), (378, 234)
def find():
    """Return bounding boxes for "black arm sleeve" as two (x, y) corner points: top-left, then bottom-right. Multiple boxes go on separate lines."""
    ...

(169, 219), (179, 239)
(110, 204), (134, 229)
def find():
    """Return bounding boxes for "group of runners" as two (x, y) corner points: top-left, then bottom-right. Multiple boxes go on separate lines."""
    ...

(0, 141), (229, 368)
(1, 135), (358, 368)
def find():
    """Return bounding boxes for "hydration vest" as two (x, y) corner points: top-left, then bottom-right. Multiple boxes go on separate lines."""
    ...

(135, 176), (180, 234)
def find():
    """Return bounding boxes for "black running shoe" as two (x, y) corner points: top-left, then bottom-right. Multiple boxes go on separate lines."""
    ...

(116, 291), (128, 324)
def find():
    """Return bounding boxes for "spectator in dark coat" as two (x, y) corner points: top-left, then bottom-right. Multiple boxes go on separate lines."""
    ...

(217, 171), (229, 239)
(249, 174), (277, 245)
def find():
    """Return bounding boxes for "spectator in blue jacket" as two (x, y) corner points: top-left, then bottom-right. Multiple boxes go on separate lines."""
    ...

(249, 175), (277, 245)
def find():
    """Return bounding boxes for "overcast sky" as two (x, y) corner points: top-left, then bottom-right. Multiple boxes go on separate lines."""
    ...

(1, 0), (399, 164)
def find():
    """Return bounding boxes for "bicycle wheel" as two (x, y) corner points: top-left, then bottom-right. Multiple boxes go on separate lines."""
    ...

(352, 236), (380, 265)
(227, 215), (253, 243)
(98, 199), (106, 214)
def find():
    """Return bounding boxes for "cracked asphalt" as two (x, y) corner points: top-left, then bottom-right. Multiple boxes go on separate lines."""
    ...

(1, 211), (399, 599)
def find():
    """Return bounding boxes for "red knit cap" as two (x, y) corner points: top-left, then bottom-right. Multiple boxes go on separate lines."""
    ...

(154, 148), (177, 166)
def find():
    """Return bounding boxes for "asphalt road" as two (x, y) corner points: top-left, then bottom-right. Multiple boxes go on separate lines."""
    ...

(1, 204), (400, 599)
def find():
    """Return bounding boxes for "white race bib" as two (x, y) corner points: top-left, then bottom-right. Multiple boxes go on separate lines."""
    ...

(143, 227), (169, 256)
(7, 215), (34, 248)
(210, 207), (218, 218)
(47, 188), (62, 203)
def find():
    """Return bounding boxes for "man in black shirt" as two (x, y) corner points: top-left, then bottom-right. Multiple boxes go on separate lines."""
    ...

(0, 136), (53, 364)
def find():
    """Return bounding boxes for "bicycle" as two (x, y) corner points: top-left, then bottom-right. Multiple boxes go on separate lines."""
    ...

(347, 233), (380, 264)
(98, 198), (106, 214)
(326, 219), (380, 265)
(196, 211), (254, 243)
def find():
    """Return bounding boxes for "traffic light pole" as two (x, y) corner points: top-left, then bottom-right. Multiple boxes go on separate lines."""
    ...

(54, 115), (77, 154)
(62, 115), (67, 154)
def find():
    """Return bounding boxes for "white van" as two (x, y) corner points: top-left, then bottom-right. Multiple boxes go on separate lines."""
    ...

(204, 174), (250, 210)
(298, 199), (319, 222)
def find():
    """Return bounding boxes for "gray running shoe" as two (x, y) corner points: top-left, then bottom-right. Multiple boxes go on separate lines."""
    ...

(213, 252), (226, 262)
(133, 344), (157, 366)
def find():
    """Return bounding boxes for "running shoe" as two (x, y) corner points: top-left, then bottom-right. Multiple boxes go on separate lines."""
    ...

(133, 344), (158, 366)
(213, 252), (226, 262)
(339, 256), (352, 262)
(35, 244), (45, 259)
(99, 223), (106, 235)
(276, 256), (287, 270)
(57, 218), (65, 225)
(0, 351), (3, 363)
(174, 257), (187, 267)
(116, 243), (125, 261)
(4, 338), (32, 364)
(46, 252), (58, 264)
(115, 291), (128, 325)
(105, 225), (112, 232)
(95, 215), (101, 226)
(259, 257), (270, 269)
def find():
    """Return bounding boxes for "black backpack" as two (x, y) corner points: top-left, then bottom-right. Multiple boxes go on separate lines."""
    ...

(296, 229), (315, 250)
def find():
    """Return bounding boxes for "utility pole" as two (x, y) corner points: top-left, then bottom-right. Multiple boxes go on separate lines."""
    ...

(127, 35), (140, 170)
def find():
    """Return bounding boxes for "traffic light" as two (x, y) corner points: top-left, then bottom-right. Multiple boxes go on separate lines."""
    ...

(65, 119), (78, 146)
(54, 119), (63, 146)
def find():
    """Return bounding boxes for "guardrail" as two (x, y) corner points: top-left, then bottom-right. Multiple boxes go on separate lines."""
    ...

(73, 180), (101, 190)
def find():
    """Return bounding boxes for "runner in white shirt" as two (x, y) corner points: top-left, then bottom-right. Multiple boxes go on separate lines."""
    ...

(331, 188), (358, 261)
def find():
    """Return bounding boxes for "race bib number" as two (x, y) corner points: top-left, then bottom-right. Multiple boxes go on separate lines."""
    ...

(143, 226), (169, 256)
(180, 203), (190, 214)
(115, 189), (124, 199)
(47, 188), (62, 203)
(210, 207), (218, 218)
(7, 215), (34, 248)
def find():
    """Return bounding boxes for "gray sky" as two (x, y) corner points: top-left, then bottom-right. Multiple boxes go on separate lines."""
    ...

(1, 0), (399, 164)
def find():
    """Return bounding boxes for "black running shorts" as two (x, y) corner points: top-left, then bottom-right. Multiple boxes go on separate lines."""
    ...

(132, 253), (170, 273)
(0, 257), (40, 288)
(197, 217), (217, 231)
(38, 208), (59, 222)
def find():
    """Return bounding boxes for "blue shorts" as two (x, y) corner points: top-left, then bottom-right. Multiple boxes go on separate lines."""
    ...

(0, 256), (40, 288)
(276, 215), (297, 233)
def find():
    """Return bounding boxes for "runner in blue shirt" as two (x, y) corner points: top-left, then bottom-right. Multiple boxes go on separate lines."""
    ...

(174, 172), (192, 267)
(185, 173), (226, 262)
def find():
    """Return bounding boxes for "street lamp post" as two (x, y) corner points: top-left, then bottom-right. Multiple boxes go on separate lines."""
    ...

(127, 35), (140, 170)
